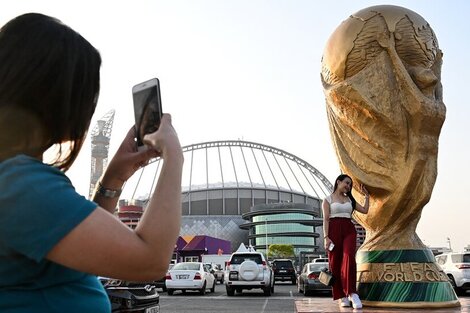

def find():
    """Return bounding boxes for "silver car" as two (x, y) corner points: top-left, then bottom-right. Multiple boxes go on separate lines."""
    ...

(165, 262), (216, 295)
(204, 263), (224, 284)
(297, 262), (332, 296)
(436, 252), (470, 295)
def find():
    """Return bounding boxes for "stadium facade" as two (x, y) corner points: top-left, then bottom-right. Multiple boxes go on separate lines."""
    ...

(88, 113), (368, 257)
(117, 140), (335, 257)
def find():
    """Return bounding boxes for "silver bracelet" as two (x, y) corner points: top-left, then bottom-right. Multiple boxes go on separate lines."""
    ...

(97, 182), (122, 198)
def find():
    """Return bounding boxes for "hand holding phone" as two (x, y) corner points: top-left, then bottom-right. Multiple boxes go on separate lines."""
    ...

(133, 78), (162, 148)
(328, 242), (335, 251)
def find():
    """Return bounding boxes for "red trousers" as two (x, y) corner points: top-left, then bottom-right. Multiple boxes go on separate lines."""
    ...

(327, 217), (357, 300)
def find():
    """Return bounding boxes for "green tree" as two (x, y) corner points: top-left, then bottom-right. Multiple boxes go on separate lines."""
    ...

(268, 244), (294, 259)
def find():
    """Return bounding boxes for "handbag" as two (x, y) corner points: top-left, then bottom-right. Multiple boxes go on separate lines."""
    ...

(318, 269), (335, 286)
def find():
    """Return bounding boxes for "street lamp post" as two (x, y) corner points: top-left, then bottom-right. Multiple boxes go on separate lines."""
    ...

(265, 217), (268, 259)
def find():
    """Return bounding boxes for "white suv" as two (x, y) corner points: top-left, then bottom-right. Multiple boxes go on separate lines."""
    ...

(225, 251), (274, 296)
(435, 252), (470, 295)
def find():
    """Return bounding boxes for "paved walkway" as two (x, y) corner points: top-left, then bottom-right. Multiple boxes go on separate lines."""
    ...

(295, 297), (470, 313)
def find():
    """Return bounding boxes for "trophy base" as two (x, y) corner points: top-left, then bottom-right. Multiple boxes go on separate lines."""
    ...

(362, 299), (460, 308)
(356, 249), (460, 308)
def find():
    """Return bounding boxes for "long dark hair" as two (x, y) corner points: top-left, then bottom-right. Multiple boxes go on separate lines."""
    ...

(333, 174), (356, 209)
(0, 13), (101, 171)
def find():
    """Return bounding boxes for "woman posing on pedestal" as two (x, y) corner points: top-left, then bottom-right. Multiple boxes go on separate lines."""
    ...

(322, 174), (369, 309)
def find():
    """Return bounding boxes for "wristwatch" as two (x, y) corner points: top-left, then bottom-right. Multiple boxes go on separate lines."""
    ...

(97, 182), (122, 198)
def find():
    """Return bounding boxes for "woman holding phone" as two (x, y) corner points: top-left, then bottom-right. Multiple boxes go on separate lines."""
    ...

(322, 174), (369, 309)
(0, 13), (183, 312)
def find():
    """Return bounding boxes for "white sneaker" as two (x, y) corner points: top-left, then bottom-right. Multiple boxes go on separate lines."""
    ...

(349, 293), (363, 309)
(340, 297), (351, 307)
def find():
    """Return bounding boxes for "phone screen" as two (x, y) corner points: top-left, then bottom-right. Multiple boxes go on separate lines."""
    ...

(133, 79), (162, 147)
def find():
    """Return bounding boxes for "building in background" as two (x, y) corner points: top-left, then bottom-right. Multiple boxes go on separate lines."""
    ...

(117, 199), (146, 229)
(90, 134), (367, 258)
(175, 235), (231, 263)
(240, 202), (323, 256)
(355, 221), (366, 249)
(89, 109), (115, 198)
(119, 140), (334, 258)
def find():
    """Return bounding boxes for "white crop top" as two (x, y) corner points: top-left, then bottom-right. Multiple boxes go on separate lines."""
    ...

(325, 195), (353, 218)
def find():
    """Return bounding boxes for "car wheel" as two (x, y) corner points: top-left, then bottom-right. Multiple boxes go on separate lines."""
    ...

(220, 276), (224, 284)
(235, 288), (242, 294)
(448, 275), (456, 288)
(447, 276), (464, 295)
(162, 285), (167, 292)
(210, 280), (216, 293)
(226, 285), (235, 296)
(304, 284), (312, 297)
(167, 289), (174, 296)
(199, 282), (206, 295)
(448, 277), (465, 296)
(263, 285), (272, 296)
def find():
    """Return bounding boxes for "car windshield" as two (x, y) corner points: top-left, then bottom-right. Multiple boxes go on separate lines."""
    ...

(451, 254), (470, 263)
(309, 263), (328, 272)
(231, 254), (263, 264)
(172, 263), (200, 271)
(273, 261), (293, 268)
(463, 254), (470, 263)
(461, 253), (470, 263)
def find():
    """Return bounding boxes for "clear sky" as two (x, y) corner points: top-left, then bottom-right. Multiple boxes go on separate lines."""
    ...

(2, 1), (469, 251)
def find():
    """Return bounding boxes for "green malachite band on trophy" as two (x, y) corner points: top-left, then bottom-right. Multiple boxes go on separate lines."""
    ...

(356, 249), (460, 307)
(356, 249), (435, 264)
(358, 281), (458, 302)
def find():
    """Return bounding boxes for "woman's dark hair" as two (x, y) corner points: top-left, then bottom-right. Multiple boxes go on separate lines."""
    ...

(333, 174), (357, 209)
(0, 13), (101, 171)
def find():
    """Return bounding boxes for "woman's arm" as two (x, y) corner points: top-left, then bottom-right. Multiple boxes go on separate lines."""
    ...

(354, 184), (370, 214)
(46, 114), (184, 281)
(322, 198), (332, 250)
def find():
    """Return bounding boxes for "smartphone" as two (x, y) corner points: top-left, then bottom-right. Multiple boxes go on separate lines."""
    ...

(132, 78), (162, 147)
(328, 242), (335, 251)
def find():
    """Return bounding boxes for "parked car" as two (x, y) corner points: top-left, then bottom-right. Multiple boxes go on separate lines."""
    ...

(272, 259), (297, 285)
(204, 262), (225, 283)
(436, 252), (470, 295)
(313, 257), (328, 263)
(99, 277), (160, 313)
(225, 251), (274, 296)
(297, 262), (332, 296)
(165, 262), (216, 295)
(154, 264), (174, 292)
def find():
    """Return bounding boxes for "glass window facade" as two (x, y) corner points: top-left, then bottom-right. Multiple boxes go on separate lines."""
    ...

(254, 223), (313, 234)
(253, 213), (313, 223)
(255, 237), (314, 246)
(243, 203), (322, 257)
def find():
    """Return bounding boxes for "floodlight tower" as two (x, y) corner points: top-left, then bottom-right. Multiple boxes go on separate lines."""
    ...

(89, 109), (115, 198)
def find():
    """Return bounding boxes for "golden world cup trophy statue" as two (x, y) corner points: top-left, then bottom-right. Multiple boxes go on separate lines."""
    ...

(321, 5), (459, 308)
